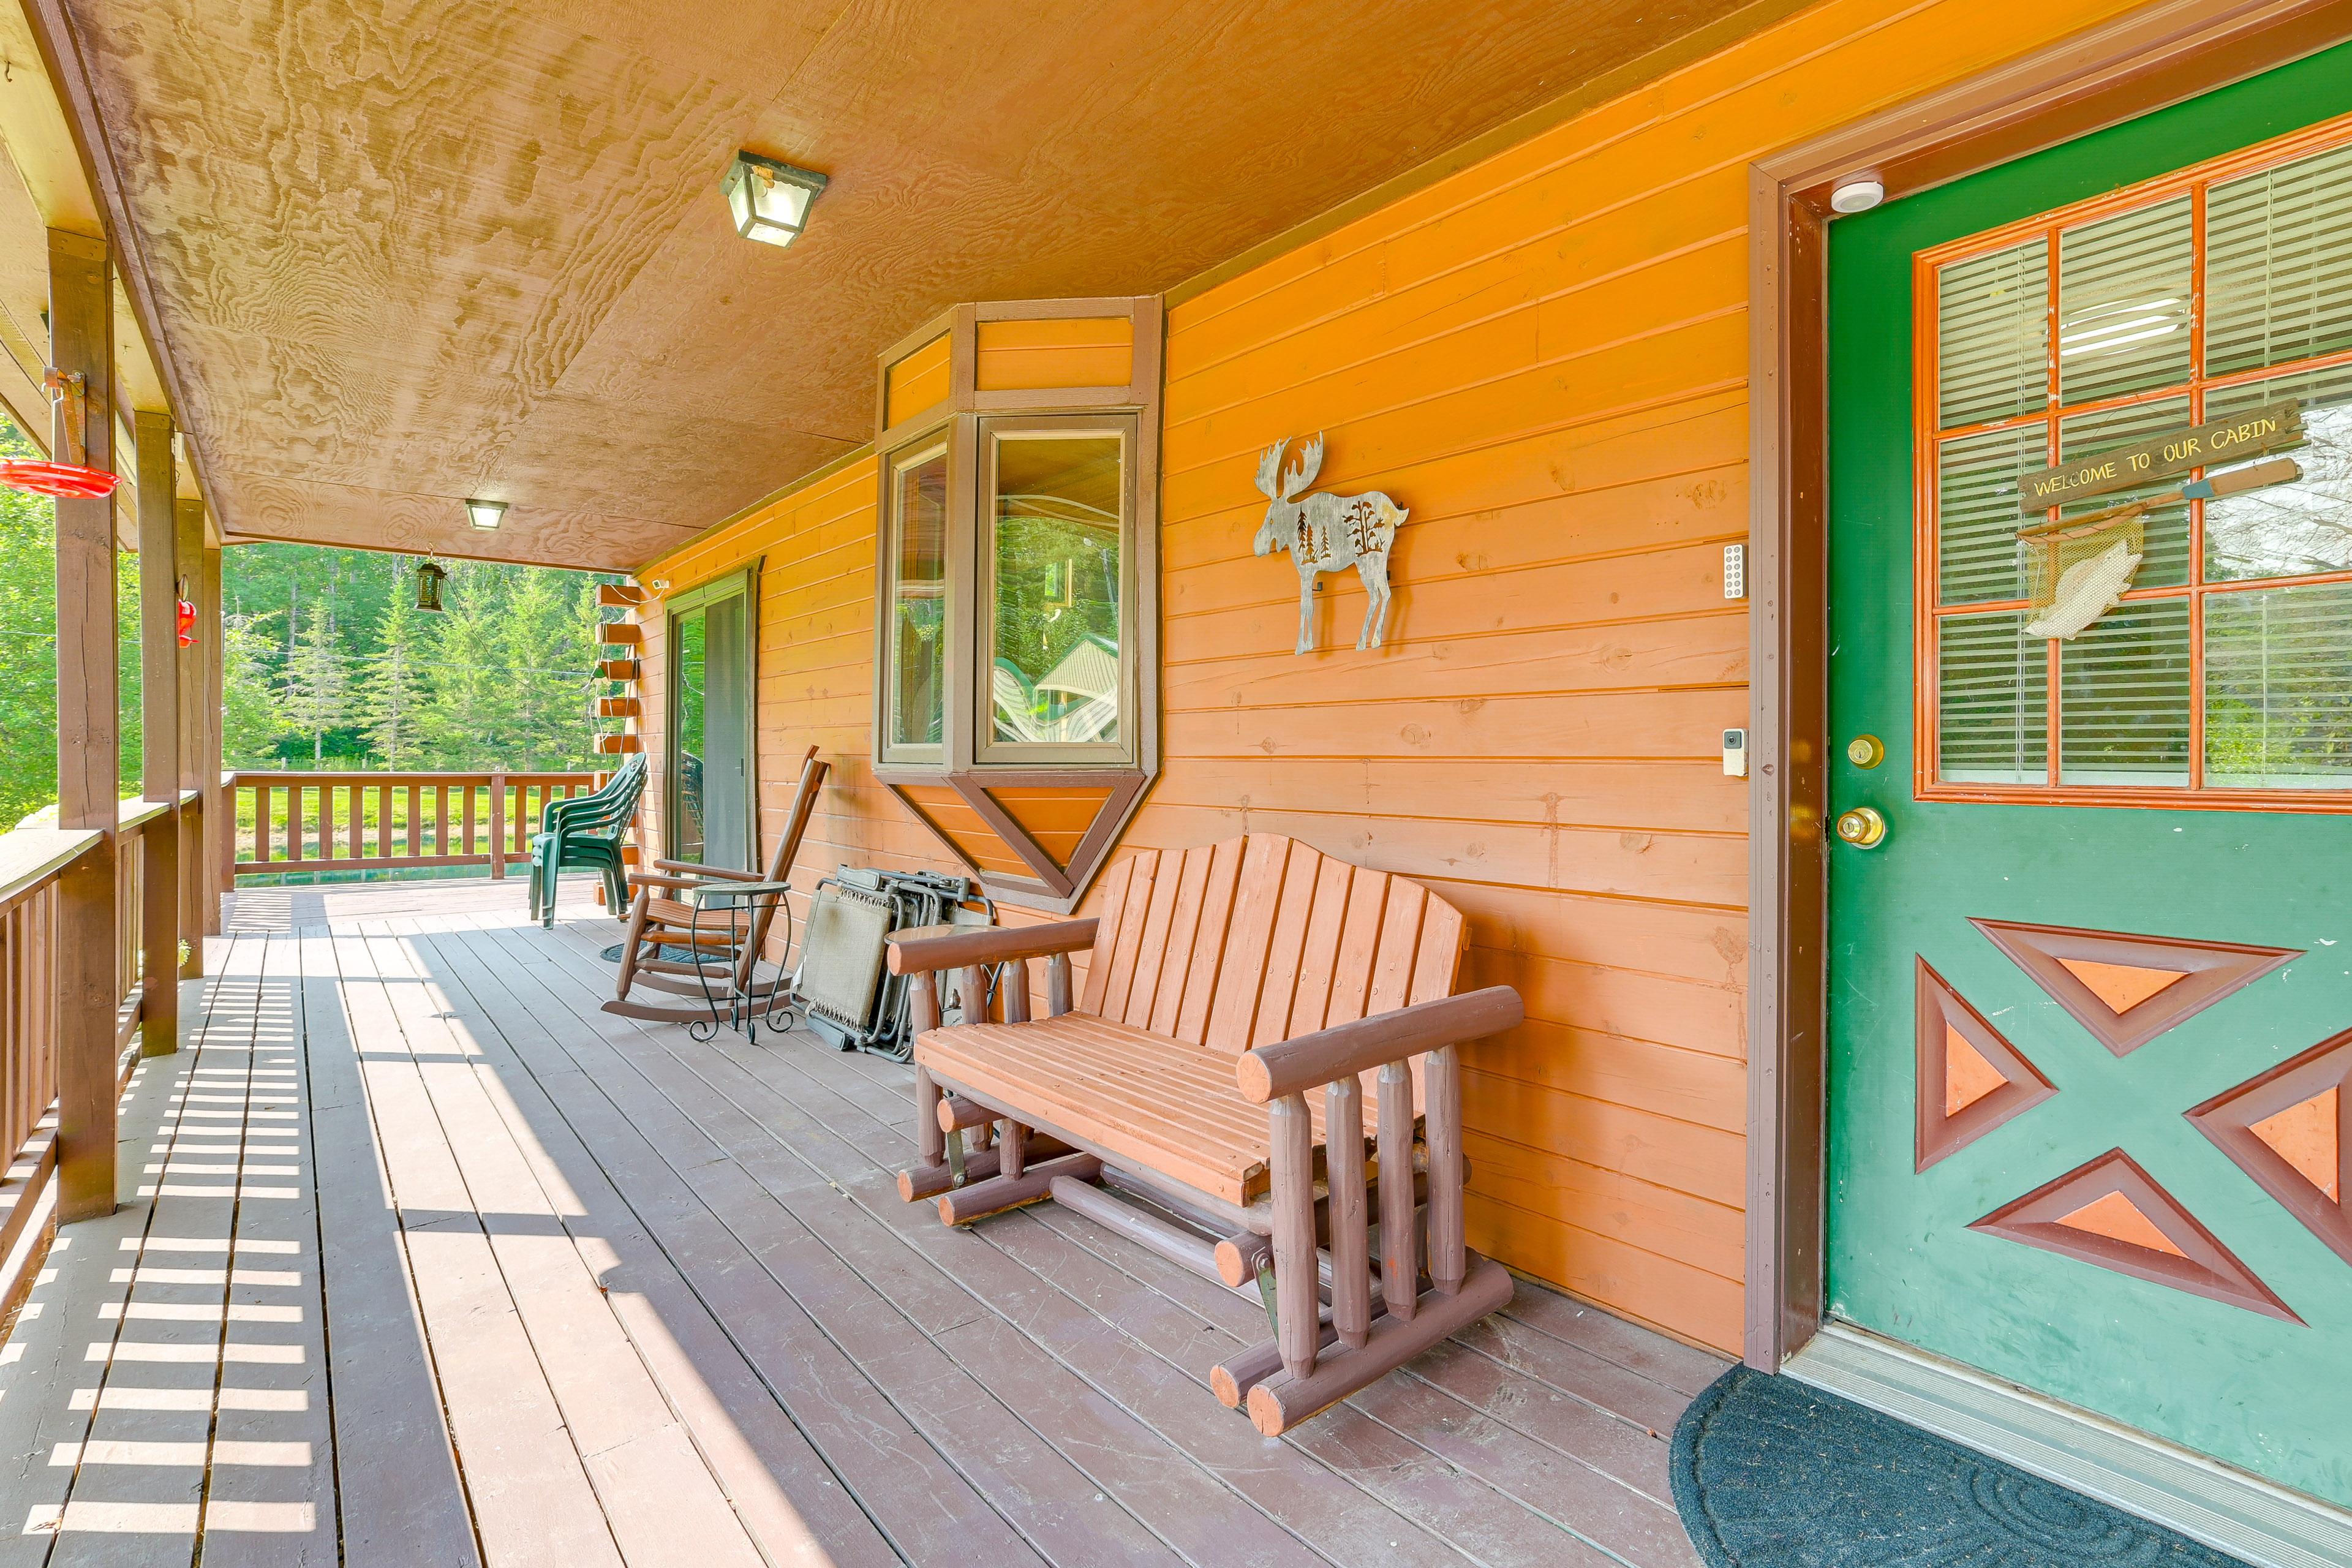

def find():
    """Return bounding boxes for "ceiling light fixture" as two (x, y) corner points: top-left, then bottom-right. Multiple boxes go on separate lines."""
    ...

(723, 151), (828, 249)
(465, 498), (507, 530)
(1830, 176), (1886, 214)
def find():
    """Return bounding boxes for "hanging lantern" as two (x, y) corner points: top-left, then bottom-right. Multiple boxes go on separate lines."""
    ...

(0, 459), (119, 497)
(415, 559), (448, 612)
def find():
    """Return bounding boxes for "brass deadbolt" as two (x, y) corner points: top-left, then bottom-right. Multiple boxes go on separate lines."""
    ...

(1846, 734), (1885, 768)
(1835, 806), (1888, 848)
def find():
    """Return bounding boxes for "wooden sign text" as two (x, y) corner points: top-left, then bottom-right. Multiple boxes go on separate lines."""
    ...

(2016, 401), (2302, 508)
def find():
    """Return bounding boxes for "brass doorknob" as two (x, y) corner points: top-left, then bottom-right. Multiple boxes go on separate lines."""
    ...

(1835, 806), (1888, 848)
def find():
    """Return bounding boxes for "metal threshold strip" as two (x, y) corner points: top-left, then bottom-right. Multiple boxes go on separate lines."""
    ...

(1785, 1320), (2352, 1568)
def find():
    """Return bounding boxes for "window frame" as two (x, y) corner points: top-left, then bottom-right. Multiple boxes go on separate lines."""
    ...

(868, 296), (1163, 911)
(878, 434), (953, 767)
(1914, 108), (2352, 813)
(662, 564), (760, 869)
(974, 412), (1139, 767)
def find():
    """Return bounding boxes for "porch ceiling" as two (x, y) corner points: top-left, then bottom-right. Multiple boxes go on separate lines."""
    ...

(56, 0), (1759, 571)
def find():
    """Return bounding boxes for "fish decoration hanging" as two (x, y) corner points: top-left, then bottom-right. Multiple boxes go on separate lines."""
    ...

(2016, 456), (2302, 639)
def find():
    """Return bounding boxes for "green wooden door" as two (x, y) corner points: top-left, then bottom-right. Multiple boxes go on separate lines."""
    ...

(1826, 46), (2352, 1510)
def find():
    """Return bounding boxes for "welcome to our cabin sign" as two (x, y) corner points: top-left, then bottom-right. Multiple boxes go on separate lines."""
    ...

(2016, 400), (2304, 507)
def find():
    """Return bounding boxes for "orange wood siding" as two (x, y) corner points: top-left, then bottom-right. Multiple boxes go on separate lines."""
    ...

(635, 0), (2155, 1357)
(1143, 0), (2149, 1354)
(974, 316), (1133, 391)
(886, 334), (951, 428)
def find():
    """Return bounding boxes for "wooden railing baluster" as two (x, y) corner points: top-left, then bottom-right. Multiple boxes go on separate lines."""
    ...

(221, 771), (597, 879)
(1000, 957), (1031, 1024)
(1378, 1058), (1417, 1322)
(1425, 1043), (1466, 1296)
(1046, 952), (1073, 1017)
(1327, 1074), (1371, 1351)
(1270, 1091), (1318, 1380)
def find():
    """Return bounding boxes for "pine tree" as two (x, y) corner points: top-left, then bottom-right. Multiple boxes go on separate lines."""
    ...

(359, 582), (429, 768)
(222, 612), (292, 766)
(282, 605), (351, 765)
(419, 564), (512, 767)
(497, 569), (590, 769)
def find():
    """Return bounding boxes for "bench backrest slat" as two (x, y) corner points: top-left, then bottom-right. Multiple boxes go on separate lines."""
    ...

(1084, 834), (1467, 1058)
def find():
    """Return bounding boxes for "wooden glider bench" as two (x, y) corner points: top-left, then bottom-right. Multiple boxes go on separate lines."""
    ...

(885, 832), (1523, 1436)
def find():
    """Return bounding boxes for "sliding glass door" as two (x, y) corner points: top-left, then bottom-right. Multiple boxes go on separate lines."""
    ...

(667, 570), (756, 871)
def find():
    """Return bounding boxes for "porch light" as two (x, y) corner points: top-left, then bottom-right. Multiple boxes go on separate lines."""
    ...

(723, 152), (828, 249)
(415, 559), (448, 612)
(465, 498), (507, 530)
(1831, 176), (1885, 214)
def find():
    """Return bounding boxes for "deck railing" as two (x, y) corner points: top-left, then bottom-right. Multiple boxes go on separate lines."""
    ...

(227, 770), (606, 880)
(0, 794), (196, 1268)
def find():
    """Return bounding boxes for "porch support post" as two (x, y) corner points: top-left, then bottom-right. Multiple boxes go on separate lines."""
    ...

(51, 227), (118, 1222)
(135, 410), (180, 1055)
(175, 496), (205, 973)
(202, 537), (225, 928)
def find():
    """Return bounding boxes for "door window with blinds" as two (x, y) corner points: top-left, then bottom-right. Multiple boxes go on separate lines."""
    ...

(1920, 118), (2352, 807)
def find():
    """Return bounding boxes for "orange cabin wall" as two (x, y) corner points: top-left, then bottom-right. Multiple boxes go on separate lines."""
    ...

(634, 0), (2155, 1355)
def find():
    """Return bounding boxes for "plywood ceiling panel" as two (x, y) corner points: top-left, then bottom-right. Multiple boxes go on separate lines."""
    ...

(57, 0), (1763, 569)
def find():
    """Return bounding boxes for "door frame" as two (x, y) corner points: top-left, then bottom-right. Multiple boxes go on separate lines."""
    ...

(663, 564), (761, 870)
(1742, 0), (2352, 1373)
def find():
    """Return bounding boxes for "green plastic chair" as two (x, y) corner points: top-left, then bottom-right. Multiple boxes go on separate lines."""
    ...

(527, 754), (647, 925)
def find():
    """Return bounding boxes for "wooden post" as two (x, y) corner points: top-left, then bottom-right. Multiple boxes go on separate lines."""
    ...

(910, 971), (944, 1171)
(135, 410), (178, 1057)
(202, 540), (227, 927)
(1425, 1044), (1466, 1296)
(1326, 1074), (1370, 1351)
(51, 227), (117, 1223)
(1046, 952), (1073, 1017)
(1270, 1091), (1317, 1380)
(1378, 1059), (1417, 1322)
(175, 498), (204, 974)
(488, 774), (506, 878)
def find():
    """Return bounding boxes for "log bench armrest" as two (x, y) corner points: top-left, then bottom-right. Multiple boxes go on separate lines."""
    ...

(1235, 987), (1523, 1103)
(886, 918), (1098, 974)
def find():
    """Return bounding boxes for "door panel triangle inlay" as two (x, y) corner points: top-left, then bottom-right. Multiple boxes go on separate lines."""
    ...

(2054, 958), (2187, 1015)
(2052, 1190), (2187, 1257)
(2250, 1087), (2339, 1202)
(1971, 1148), (2302, 1322)
(1971, 918), (2300, 1056)
(1916, 959), (2056, 1171)
(1944, 1027), (2008, 1117)
(2188, 1027), (2352, 1267)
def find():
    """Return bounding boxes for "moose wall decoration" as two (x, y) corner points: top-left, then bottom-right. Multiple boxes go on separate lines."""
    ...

(1253, 434), (1408, 655)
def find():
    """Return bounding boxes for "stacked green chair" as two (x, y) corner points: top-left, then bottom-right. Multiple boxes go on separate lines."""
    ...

(527, 753), (648, 926)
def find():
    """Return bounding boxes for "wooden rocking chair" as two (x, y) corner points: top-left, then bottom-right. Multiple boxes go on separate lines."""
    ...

(602, 747), (827, 1029)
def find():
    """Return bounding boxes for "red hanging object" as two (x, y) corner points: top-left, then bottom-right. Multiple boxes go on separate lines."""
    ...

(176, 598), (195, 647)
(0, 459), (120, 498)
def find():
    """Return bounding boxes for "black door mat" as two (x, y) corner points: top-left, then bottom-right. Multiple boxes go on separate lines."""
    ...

(598, 944), (726, 967)
(1671, 1365), (2250, 1567)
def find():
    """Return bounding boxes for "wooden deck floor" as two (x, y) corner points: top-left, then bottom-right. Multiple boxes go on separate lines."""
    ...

(0, 876), (1724, 1567)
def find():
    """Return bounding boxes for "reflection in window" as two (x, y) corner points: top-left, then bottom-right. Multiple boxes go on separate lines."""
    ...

(888, 448), (948, 751)
(989, 434), (1123, 748)
(1939, 612), (2048, 783)
(2206, 369), (2352, 581)
(2207, 583), (2352, 786)
(2059, 600), (2190, 785)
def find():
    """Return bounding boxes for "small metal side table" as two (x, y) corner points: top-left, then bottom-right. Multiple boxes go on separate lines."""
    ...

(684, 880), (796, 1044)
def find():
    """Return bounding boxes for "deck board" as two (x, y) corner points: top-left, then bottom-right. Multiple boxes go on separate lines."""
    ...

(0, 877), (1722, 1566)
